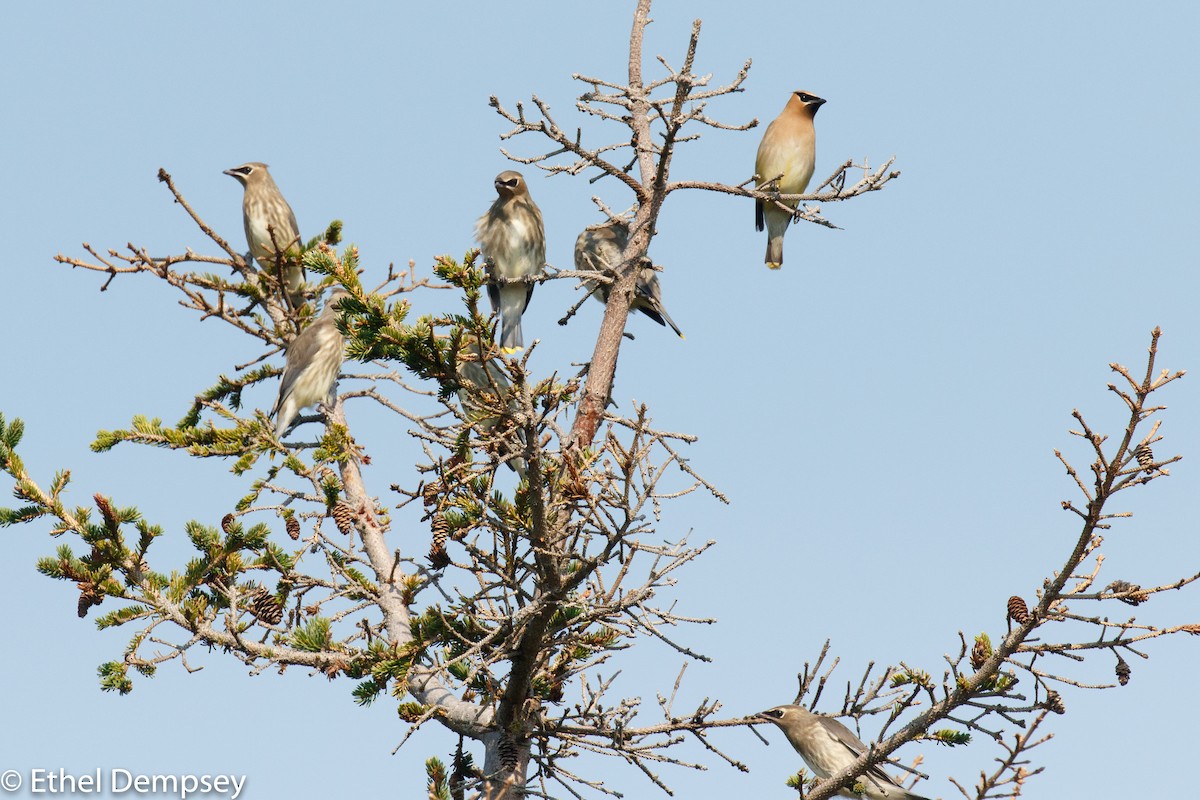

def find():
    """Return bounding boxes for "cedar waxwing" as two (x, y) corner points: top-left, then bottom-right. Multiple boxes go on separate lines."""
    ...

(573, 220), (684, 338)
(272, 288), (349, 437)
(455, 335), (528, 476)
(755, 706), (930, 800)
(754, 91), (825, 269)
(474, 171), (546, 351)
(224, 162), (306, 306)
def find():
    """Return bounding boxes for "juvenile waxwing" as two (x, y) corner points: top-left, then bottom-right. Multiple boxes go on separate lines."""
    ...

(755, 705), (930, 800)
(455, 334), (528, 476)
(474, 171), (545, 351)
(574, 220), (683, 338)
(272, 288), (349, 437)
(224, 162), (306, 306)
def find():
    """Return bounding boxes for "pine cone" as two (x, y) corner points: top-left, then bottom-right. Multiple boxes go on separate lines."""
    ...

(497, 733), (521, 770)
(970, 636), (990, 670)
(1044, 689), (1066, 715)
(1106, 580), (1148, 605)
(428, 543), (450, 570)
(429, 515), (450, 569)
(1115, 657), (1131, 686)
(249, 587), (283, 625)
(285, 516), (301, 540)
(1007, 595), (1030, 624)
(221, 513), (235, 535)
(77, 585), (103, 618)
(431, 514), (449, 542)
(422, 481), (442, 507)
(1134, 444), (1154, 474)
(332, 501), (355, 535)
(94, 493), (117, 531)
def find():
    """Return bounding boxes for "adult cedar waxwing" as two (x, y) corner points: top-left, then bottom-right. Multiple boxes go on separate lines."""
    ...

(474, 171), (545, 352)
(272, 288), (349, 437)
(574, 220), (684, 339)
(224, 162), (306, 307)
(455, 335), (528, 476)
(754, 91), (825, 269)
(755, 705), (930, 800)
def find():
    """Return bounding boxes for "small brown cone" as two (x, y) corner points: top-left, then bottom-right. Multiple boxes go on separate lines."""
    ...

(429, 515), (450, 569)
(77, 583), (103, 618)
(1007, 595), (1030, 624)
(1115, 656), (1131, 686)
(1134, 443), (1154, 474)
(970, 636), (990, 670)
(285, 516), (301, 540)
(249, 587), (283, 625)
(1044, 689), (1066, 715)
(332, 501), (355, 535)
(221, 513), (235, 535)
(498, 733), (521, 770)
(94, 493), (118, 532)
(428, 543), (450, 570)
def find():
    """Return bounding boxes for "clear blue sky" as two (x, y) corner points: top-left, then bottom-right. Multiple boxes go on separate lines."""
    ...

(3, 2), (1198, 798)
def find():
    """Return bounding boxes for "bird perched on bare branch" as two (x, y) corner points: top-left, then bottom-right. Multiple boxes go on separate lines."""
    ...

(755, 705), (930, 800)
(574, 220), (684, 339)
(474, 171), (545, 352)
(455, 334), (528, 477)
(754, 91), (825, 269)
(224, 162), (306, 307)
(272, 288), (349, 438)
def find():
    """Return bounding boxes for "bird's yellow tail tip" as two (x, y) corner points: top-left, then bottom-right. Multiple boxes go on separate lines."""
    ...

(766, 262), (783, 270)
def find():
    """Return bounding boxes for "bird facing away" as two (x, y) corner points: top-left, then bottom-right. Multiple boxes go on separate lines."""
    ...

(272, 288), (350, 438)
(474, 170), (545, 352)
(755, 705), (930, 800)
(224, 162), (306, 307)
(455, 335), (528, 476)
(754, 91), (825, 269)
(573, 219), (684, 339)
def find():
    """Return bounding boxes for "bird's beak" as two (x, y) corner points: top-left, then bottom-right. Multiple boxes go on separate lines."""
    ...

(222, 168), (237, 177)
(813, 98), (827, 108)
(751, 711), (772, 722)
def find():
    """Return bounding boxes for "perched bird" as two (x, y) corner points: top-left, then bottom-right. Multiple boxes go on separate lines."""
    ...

(755, 705), (930, 800)
(474, 170), (545, 351)
(224, 162), (306, 307)
(455, 334), (528, 477)
(272, 288), (350, 437)
(754, 91), (825, 269)
(573, 220), (684, 339)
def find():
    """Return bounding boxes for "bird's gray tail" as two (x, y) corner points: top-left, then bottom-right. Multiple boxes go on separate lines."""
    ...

(764, 235), (784, 269)
(500, 315), (524, 351)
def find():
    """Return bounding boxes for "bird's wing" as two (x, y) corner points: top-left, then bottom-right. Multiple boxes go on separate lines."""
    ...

(819, 717), (868, 759)
(821, 719), (907, 785)
(275, 326), (321, 409)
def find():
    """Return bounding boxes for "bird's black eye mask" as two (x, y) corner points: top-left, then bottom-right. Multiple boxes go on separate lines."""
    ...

(763, 709), (784, 719)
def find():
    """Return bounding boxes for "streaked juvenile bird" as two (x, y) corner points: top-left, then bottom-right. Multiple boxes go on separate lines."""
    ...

(224, 162), (306, 307)
(574, 220), (684, 339)
(455, 335), (528, 476)
(474, 170), (545, 352)
(755, 705), (930, 800)
(272, 288), (350, 438)
(754, 91), (825, 269)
